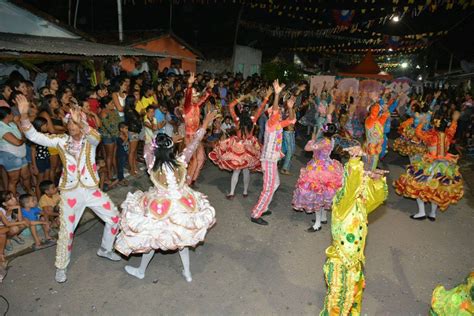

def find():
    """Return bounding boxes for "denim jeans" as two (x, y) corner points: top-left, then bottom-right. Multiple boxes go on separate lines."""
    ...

(282, 131), (295, 171)
(116, 147), (128, 180)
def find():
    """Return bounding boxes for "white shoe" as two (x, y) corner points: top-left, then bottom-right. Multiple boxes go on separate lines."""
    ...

(97, 248), (121, 261)
(55, 268), (67, 283)
(182, 270), (192, 283)
(124, 265), (145, 279)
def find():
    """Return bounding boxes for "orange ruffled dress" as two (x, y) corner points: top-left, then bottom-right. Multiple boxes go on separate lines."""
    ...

(393, 117), (428, 157)
(394, 122), (464, 210)
(208, 134), (261, 172)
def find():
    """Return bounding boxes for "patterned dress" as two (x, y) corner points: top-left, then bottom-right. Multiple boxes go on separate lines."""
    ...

(292, 138), (343, 212)
(394, 122), (464, 210)
(321, 157), (388, 315)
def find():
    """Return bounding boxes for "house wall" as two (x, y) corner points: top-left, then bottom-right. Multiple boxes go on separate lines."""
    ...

(133, 35), (197, 73)
(197, 58), (232, 74)
(232, 45), (262, 78)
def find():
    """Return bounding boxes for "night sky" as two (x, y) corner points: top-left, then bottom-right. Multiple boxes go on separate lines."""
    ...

(19, 0), (474, 70)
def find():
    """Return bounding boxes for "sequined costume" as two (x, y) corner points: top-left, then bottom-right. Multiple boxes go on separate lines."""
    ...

(321, 157), (388, 316)
(184, 86), (211, 184)
(21, 118), (119, 271)
(430, 271), (474, 316)
(208, 97), (268, 172)
(292, 138), (343, 212)
(394, 122), (464, 210)
(115, 128), (216, 255)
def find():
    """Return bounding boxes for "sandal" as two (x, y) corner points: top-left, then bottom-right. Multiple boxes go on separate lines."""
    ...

(119, 179), (129, 186)
(226, 194), (235, 200)
(11, 236), (25, 244)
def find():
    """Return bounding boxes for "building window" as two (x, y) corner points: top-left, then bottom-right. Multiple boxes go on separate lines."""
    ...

(250, 64), (259, 75)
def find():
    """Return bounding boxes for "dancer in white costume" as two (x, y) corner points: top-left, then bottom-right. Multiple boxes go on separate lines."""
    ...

(17, 95), (121, 283)
(115, 111), (217, 282)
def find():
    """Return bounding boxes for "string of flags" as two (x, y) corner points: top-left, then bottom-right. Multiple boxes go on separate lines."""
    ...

(290, 44), (429, 54)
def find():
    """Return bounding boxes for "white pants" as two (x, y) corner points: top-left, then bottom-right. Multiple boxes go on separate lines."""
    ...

(55, 186), (120, 269)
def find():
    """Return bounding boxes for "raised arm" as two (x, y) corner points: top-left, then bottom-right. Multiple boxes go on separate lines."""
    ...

(228, 98), (241, 127)
(332, 155), (365, 221)
(69, 107), (101, 146)
(252, 88), (272, 123)
(181, 111), (217, 164)
(17, 95), (62, 148)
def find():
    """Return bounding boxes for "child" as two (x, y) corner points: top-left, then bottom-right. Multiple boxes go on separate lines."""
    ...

(143, 105), (159, 169)
(38, 180), (60, 228)
(31, 117), (51, 199)
(220, 116), (234, 137)
(0, 191), (27, 256)
(116, 122), (129, 186)
(19, 193), (55, 250)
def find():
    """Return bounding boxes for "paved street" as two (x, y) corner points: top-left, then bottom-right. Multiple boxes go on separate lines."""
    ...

(1, 146), (473, 315)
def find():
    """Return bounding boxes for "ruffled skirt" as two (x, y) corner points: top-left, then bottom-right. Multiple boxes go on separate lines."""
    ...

(393, 137), (428, 157)
(292, 158), (344, 212)
(393, 155), (464, 210)
(115, 188), (216, 256)
(208, 135), (261, 172)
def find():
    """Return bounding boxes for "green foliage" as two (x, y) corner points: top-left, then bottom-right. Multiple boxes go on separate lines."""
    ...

(261, 61), (303, 83)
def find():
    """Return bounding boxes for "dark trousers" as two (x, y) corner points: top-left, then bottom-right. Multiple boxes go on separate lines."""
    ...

(116, 149), (127, 181)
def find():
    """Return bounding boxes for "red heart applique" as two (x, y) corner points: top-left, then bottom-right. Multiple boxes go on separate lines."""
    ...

(67, 244), (72, 252)
(69, 232), (74, 239)
(180, 195), (195, 209)
(92, 163), (97, 172)
(68, 215), (75, 223)
(111, 227), (118, 235)
(67, 198), (77, 208)
(68, 164), (76, 172)
(149, 199), (171, 218)
(111, 216), (119, 224)
(93, 190), (102, 198)
(103, 202), (111, 210)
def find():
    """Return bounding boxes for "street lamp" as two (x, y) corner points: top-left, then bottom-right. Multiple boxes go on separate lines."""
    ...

(392, 15), (400, 22)
(401, 62), (408, 68)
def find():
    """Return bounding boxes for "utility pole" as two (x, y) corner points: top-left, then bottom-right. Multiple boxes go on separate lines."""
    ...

(117, 0), (123, 42)
(169, 0), (173, 32)
(231, 5), (244, 74)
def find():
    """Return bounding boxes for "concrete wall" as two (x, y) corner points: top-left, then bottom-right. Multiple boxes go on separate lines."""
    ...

(232, 45), (262, 78)
(197, 58), (232, 74)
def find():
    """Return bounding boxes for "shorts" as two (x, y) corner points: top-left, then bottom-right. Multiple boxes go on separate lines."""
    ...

(36, 158), (51, 173)
(49, 147), (59, 155)
(102, 136), (117, 145)
(0, 151), (28, 172)
(128, 131), (140, 141)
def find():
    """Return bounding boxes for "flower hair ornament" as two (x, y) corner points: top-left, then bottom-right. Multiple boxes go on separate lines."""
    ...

(152, 133), (174, 150)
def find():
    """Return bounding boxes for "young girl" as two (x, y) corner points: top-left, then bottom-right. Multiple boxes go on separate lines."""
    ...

(209, 89), (271, 199)
(115, 111), (217, 282)
(394, 112), (463, 220)
(99, 96), (121, 186)
(292, 123), (344, 232)
(31, 117), (51, 199)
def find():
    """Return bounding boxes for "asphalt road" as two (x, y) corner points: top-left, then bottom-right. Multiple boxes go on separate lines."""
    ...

(1, 147), (473, 315)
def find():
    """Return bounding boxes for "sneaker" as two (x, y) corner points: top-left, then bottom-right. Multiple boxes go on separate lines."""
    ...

(97, 248), (121, 261)
(55, 268), (67, 283)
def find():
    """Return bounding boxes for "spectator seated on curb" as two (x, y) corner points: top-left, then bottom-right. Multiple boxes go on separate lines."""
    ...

(19, 193), (55, 250)
(38, 180), (60, 229)
(0, 191), (27, 256)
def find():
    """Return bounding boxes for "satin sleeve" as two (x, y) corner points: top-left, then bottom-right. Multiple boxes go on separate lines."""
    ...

(365, 176), (388, 215)
(332, 157), (364, 221)
(181, 128), (206, 164)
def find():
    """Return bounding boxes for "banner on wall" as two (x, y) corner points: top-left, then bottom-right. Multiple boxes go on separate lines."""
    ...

(310, 75), (335, 94)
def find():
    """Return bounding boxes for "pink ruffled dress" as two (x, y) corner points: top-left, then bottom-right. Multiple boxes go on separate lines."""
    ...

(292, 138), (343, 212)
